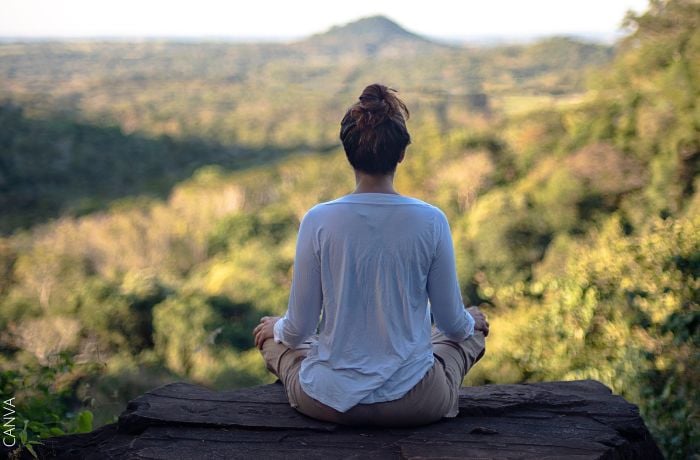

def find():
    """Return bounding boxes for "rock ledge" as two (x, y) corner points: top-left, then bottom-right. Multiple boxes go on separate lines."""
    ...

(37, 379), (662, 459)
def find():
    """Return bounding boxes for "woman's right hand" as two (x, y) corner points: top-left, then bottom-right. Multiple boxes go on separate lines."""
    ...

(253, 316), (281, 349)
(467, 306), (490, 337)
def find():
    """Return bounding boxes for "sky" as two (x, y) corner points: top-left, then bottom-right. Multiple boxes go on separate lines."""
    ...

(1, 0), (650, 42)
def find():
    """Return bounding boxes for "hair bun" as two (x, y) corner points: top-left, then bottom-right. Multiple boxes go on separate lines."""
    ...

(339, 83), (412, 175)
(353, 83), (409, 129)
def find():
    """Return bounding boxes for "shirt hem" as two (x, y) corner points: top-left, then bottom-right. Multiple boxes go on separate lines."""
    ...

(299, 356), (435, 413)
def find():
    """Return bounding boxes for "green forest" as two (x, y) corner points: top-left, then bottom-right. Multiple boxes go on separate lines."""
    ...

(0, 1), (698, 458)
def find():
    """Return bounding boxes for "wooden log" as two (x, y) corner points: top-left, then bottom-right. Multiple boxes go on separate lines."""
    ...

(35, 379), (663, 459)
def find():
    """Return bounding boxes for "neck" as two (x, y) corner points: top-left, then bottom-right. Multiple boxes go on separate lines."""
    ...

(352, 170), (399, 194)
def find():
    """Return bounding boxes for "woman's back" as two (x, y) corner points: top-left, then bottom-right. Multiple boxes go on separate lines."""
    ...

(277, 192), (474, 412)
(255, 83), (488, 427)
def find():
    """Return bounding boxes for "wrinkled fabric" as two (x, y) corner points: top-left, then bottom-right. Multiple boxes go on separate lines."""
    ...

(261, 328), (486, 426)
(274, 193), (474, 412)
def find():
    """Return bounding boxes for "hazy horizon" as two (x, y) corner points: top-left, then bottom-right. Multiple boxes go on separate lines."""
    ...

(1, 0), (649, 44)
(0, 30), (628, 46)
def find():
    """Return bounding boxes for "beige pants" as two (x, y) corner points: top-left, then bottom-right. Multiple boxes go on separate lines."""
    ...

(260, 327), (486, 427)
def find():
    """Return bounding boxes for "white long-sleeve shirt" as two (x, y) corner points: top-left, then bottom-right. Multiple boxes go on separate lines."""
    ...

(273, 192), (475, 413)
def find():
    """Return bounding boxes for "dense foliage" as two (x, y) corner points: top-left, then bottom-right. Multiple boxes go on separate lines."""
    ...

(0, 2), (697, 457)
(0, 21), (610, 234)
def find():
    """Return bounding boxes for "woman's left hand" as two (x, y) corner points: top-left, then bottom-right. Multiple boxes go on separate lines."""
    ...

(253, 316), (281, 349)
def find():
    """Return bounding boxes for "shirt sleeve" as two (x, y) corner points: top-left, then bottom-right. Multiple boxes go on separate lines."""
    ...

(427, 210), (475, 342)
(274, 210), (323, 348)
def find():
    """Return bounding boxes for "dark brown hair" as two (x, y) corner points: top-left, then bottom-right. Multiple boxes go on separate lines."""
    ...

(339, 83), (411, 175)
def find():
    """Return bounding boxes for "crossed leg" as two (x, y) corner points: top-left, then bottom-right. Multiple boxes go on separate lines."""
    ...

(260, 328), (486, 426)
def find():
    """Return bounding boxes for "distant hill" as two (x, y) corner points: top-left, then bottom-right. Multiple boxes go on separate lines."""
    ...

(298, 15), (443, 56)
(0, 20), (614, 233)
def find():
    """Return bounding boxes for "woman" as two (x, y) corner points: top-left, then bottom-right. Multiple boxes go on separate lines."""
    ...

(253, 83), (489, 427)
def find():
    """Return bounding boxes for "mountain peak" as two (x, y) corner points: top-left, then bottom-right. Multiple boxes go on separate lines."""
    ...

(326, 15), (414, 38)
(301, 15), (438, 55)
